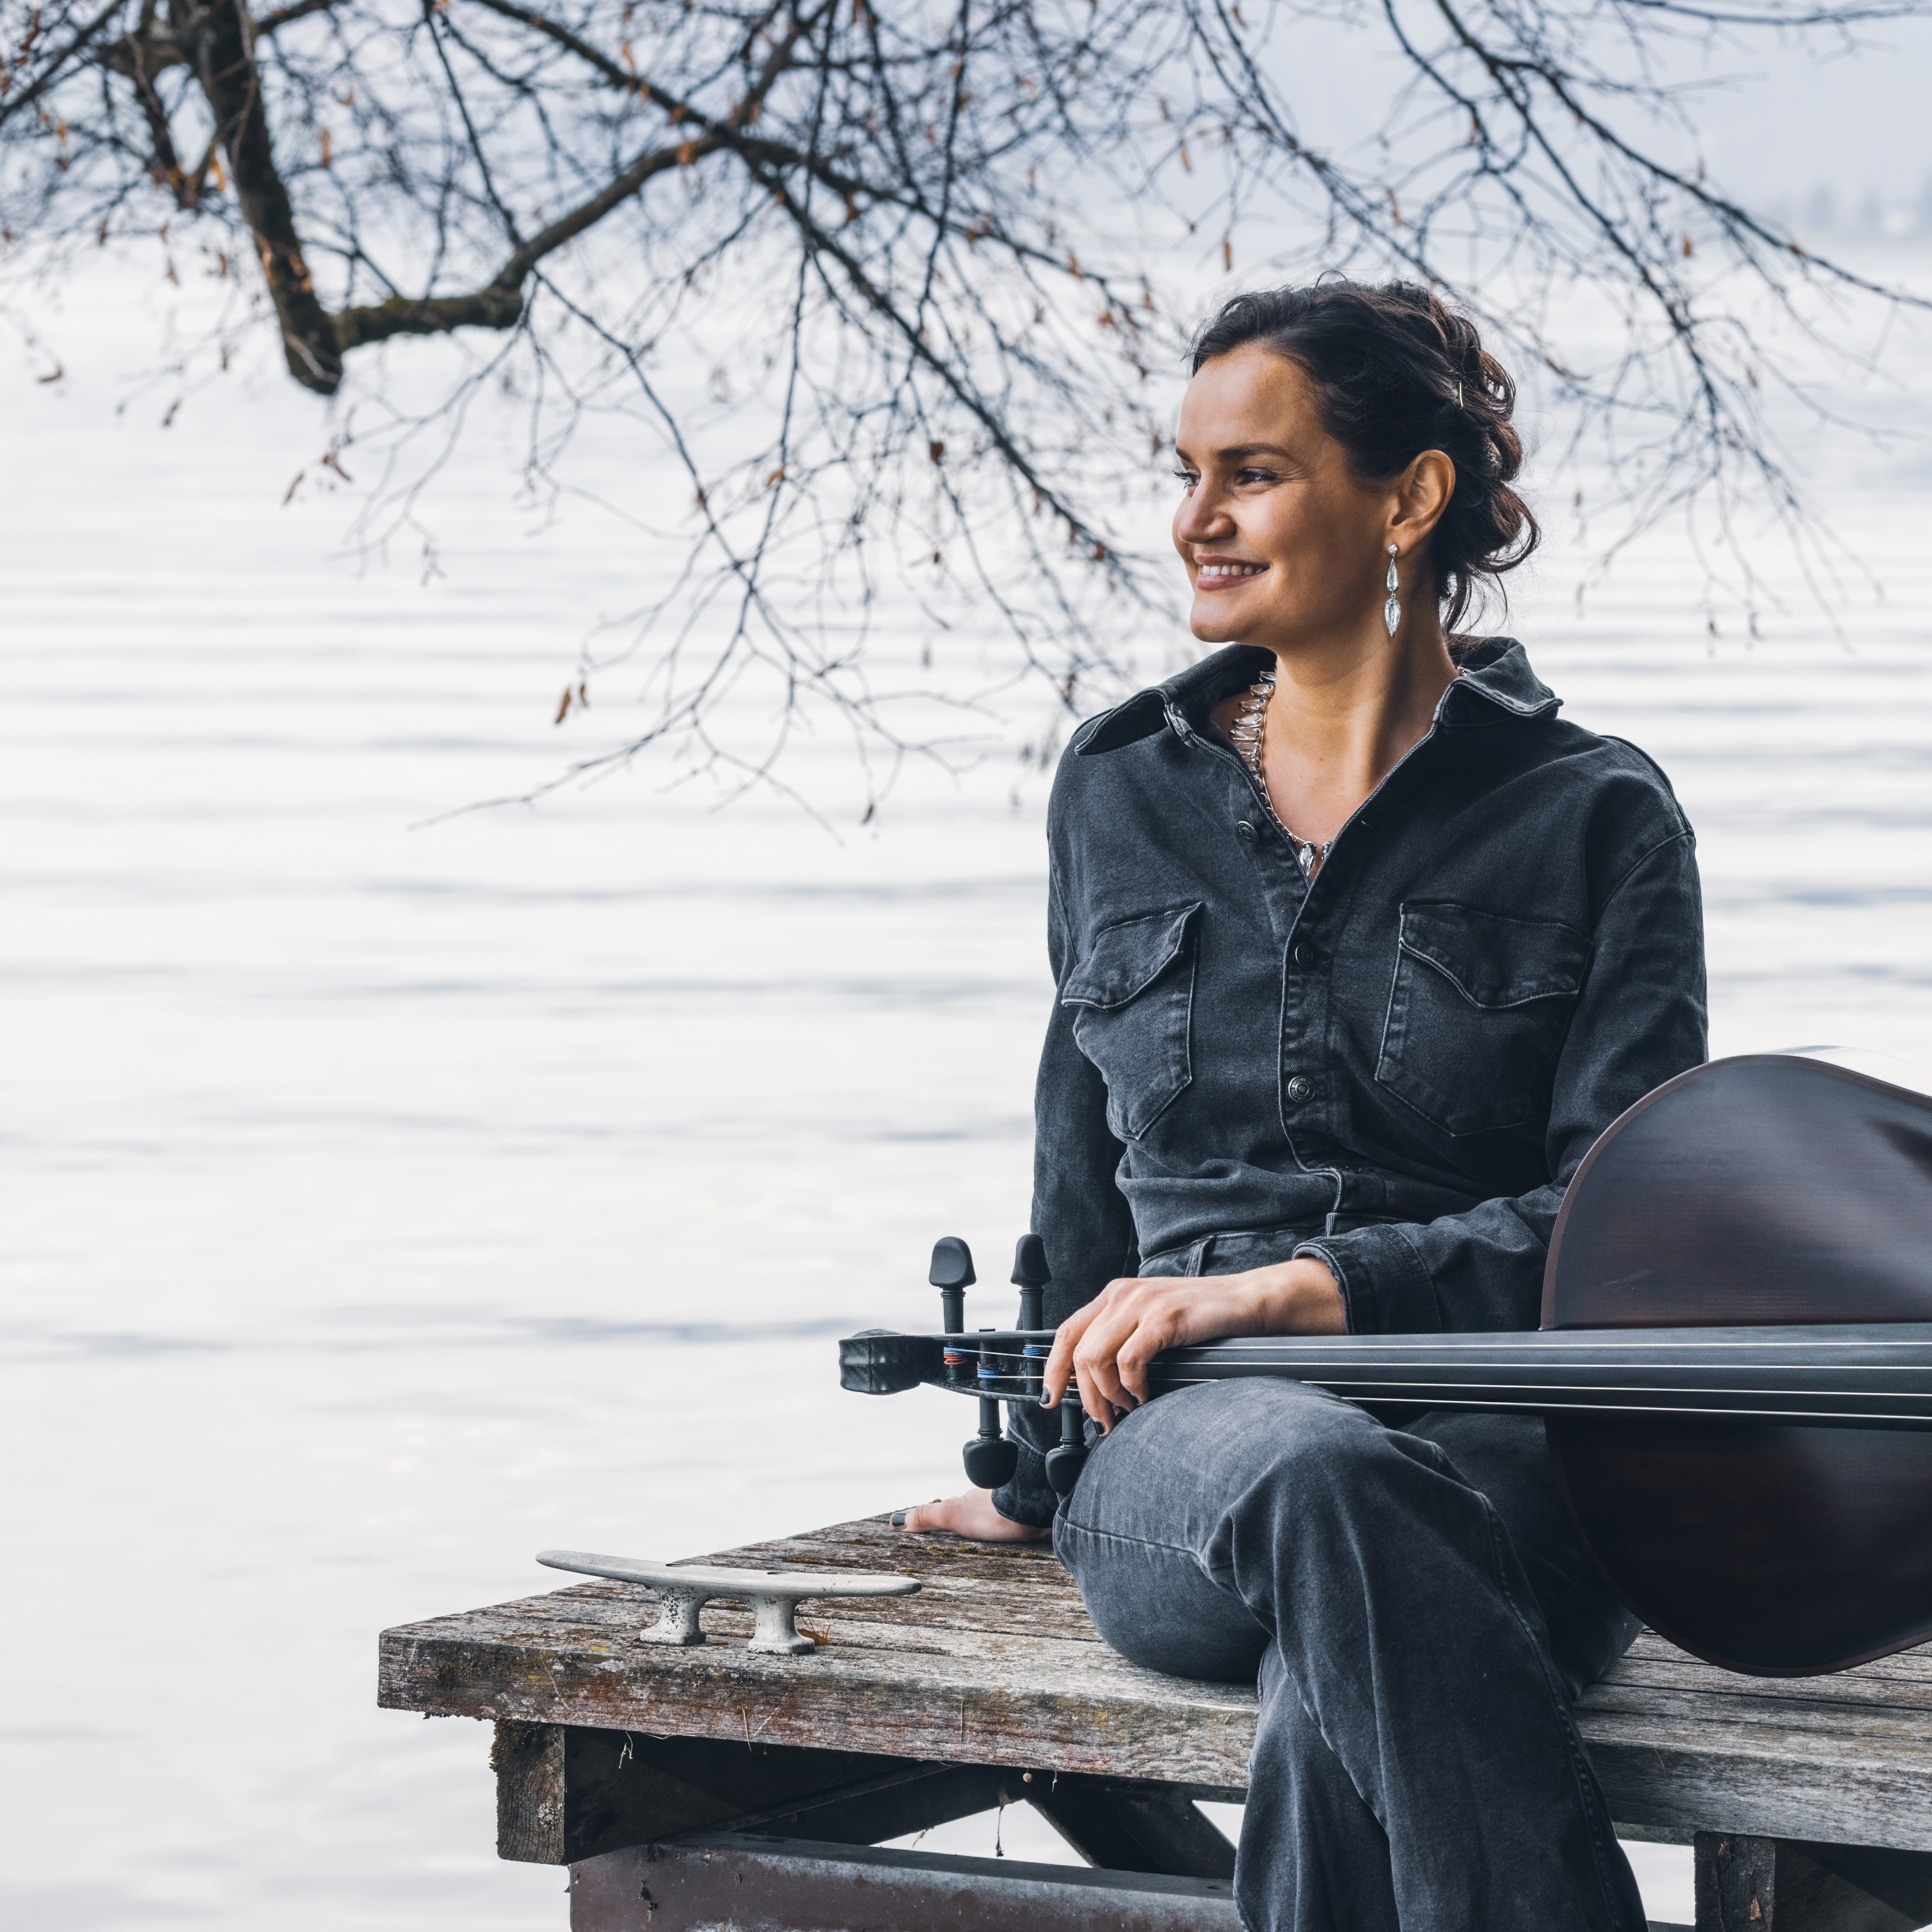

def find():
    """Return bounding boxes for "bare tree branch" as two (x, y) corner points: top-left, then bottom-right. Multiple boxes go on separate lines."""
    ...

(5, 0), (1927, 802)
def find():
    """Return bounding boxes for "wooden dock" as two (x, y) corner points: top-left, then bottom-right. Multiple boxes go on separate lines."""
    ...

(380, 1515), (1932, 1931)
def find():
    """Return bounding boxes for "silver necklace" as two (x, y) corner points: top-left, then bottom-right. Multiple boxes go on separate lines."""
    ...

(1228, 671), (1332, 880)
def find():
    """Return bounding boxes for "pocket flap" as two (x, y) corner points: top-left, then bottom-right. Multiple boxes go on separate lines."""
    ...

(1398, 902), (1586, 1008)
(1061, 903), (1202, 1009)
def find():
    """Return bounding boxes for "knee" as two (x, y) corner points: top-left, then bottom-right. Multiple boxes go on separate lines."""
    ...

(1224, 1375), (1377, 1458)
(1163, 1378), (1391, 1496)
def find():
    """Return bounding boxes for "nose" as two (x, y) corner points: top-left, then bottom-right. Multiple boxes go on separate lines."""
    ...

(1173, 477), (1232, 550)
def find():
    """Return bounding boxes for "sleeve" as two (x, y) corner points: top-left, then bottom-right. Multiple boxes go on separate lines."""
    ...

(990, 864), (1138, 1526)
(1294, 830), (1708, 1336)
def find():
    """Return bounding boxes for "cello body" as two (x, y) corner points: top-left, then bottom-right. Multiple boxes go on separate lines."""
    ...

(839, 1051), (1932, 1677)
(1544, 1051), (1932, 1674)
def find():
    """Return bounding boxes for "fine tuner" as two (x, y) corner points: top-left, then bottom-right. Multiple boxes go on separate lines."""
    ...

(908, 1232), (1089, 1497)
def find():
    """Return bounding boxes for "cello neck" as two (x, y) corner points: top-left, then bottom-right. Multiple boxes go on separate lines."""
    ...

(1146, 1324), (1932, 1427)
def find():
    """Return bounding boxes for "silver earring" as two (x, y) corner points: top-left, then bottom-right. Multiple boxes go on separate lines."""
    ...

(1384, 543), (1401, 637)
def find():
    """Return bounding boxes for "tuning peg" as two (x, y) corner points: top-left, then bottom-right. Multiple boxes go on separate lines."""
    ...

(1011, 1233), (1050, 1292)
(963, 1323), (1021, 1489)
(962, 1401), (1020, 1489)
(1045, 1395), (1087, 1498)
(1011, 1232), (1052, 1399)
(931, 1236), (974, 1388)
(930, 1236), (976, 1292)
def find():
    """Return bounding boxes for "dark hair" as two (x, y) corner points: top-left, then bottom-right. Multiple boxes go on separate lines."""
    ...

(1189, 279), (1537, 630)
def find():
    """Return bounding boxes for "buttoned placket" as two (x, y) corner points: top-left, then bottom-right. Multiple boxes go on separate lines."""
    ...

(1176, 685), (1464, 1230)
(1175, 711), (1344, 1209)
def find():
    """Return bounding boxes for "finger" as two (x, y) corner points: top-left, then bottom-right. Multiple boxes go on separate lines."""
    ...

(1115, 1315), (1176, 1405)
(1106, 1284), (1188, 1406)
(1073, 1356), (1123, 1434)
(1072, 1302), (1150, 1417)
(891, 1498), (946, 1532)
(1076, 1335), (1131, 1418)
(1043, 1301), (1100, 1405)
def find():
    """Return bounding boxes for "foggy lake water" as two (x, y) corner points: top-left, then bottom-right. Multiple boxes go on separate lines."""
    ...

(6, 287), (1932, 1930)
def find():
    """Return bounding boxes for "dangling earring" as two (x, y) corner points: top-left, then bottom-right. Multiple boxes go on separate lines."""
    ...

(1383, 543), (1401, 638)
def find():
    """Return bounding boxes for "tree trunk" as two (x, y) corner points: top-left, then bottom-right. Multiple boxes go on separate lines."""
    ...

(173, 0), (342, 392)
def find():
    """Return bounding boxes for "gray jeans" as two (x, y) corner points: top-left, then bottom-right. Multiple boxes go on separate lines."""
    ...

(1053, 1378), (1647, 1932)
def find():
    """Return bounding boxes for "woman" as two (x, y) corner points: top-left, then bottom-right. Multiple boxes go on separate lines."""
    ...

(895, 280), (1705, 1931)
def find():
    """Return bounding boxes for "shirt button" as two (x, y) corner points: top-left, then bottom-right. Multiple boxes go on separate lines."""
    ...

(1292, 942), (1314, 967)
(1286, 1075), (1314, 1103)
(1236, 820), (1257, 841)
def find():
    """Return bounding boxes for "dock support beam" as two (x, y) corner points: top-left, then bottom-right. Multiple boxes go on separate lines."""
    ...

(569, 1832), (1242, 1932)
(1694, 1832), (1932, 1931)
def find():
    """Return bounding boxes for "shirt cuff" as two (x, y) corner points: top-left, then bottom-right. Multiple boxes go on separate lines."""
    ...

(1295, 1225), (1437, 1335)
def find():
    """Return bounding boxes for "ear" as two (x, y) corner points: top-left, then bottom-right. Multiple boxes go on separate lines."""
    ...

(1388, 449), (1455, 550)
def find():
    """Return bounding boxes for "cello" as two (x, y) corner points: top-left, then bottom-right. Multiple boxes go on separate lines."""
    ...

(839, 1049), (1932, 1677)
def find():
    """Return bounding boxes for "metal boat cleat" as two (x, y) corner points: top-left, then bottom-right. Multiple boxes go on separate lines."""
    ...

(535, 1550), (920, 1656)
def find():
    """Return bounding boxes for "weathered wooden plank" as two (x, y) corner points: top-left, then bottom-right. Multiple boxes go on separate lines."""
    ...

(1620, 1631), (1932, 1690)
(1597, 1667), (1932, 1723)
(380, 1622), (1261, 1788)
(1584, 1716), (1932, 1853)
(382, 1517), (1932, 1851)
(419, 1573), (1107, 1648)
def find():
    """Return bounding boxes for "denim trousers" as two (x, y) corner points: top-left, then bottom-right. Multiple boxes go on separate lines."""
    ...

(1053, 1378), (1649, 1932)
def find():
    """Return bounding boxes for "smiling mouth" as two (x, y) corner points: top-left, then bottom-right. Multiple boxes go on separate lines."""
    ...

(1195, 561), (1267, 585)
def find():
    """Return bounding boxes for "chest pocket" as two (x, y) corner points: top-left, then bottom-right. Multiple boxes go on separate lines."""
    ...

(1062, 903), (1202, 1141)
(1376, 902), (1588, 1137)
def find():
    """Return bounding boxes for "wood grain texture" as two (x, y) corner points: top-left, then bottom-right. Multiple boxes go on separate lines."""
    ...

(381, 1517), (1932, 1851)
(492, 1719), (564, 1862)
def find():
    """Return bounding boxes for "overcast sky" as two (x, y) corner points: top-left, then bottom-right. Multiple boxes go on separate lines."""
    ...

(1270, 9), (1932, 224)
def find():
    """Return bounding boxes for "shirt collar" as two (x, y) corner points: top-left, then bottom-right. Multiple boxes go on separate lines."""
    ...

(1441, 636), (1561, 723)
(1076, 636), (1558, 757)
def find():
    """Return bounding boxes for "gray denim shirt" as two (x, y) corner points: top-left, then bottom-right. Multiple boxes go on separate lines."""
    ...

(993, 636), (1708, 1526)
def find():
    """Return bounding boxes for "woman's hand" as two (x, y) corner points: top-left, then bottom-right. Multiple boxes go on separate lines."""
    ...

(1045, 1258), (1345, 1431)
(892, 1489), (1052, 1542)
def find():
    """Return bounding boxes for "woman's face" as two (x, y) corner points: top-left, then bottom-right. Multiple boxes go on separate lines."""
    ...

(1171, 345), (1404, 652)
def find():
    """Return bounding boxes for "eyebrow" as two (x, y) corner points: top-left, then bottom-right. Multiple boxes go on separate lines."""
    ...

(1172, 442), (1296, 462)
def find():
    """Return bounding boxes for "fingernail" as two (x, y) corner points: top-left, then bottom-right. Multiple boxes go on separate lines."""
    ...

(890, 1510), (908, 1527)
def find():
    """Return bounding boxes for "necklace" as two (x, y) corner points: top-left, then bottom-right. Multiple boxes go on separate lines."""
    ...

(1228, 671), (1333, 880)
